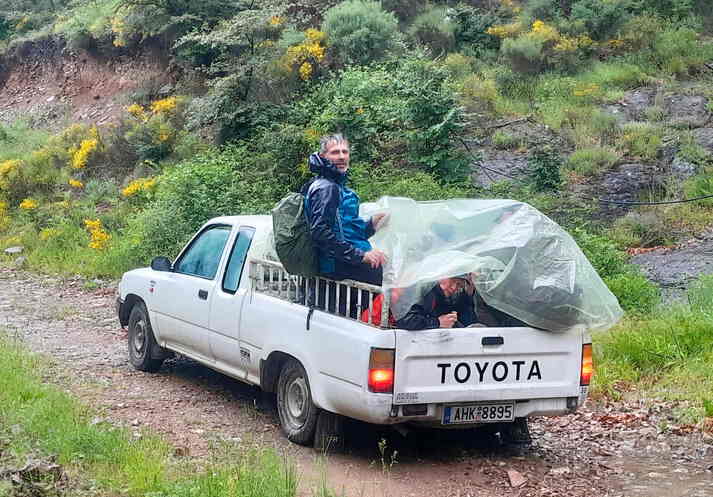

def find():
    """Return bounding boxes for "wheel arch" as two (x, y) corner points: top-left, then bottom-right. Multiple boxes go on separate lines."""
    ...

(260, 351), (294, 394)
(119, 293), (144, 327)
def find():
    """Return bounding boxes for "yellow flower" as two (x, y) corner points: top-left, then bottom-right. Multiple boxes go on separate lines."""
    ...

(269, 15), (285, 26)
(356, 107), (364, 115)
(529, 20), (559, 42)
(84, 219), (111, 250)
(127, 103), (147, 120)
(573, 83), (600, 98)
(486, 22), (522, 39)
(122, 177), (157, 197)
(19, 198), (38, 210)
(68, 179), (84, 189)
(299, 62), (313, 81)
(71, 138), (98, 169)
(305, 29), (326, 44)
(150, 97), (178, 114)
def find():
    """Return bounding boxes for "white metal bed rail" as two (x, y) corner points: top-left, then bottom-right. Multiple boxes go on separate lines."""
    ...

(248, 259), (391, 329)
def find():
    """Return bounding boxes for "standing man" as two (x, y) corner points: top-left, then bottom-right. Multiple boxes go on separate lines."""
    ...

(303, 133), (387, 285)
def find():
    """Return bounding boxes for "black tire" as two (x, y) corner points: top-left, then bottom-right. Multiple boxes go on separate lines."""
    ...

(314, 410), (346, 453)
(128, 302), (165, 373)
(276, 358), (319, 445)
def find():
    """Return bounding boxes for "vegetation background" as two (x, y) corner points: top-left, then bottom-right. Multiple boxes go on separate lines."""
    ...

(0, 0), (712, 445)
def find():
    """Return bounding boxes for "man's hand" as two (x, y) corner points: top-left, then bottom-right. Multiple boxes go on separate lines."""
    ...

(438, 312), (458, 328)
(371, 213), (389, 232)
(363, 249), (387, 269)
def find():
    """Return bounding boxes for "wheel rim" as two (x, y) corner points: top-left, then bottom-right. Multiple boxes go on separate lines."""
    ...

(285, 376), (309, 428)
(131, 318), (147, 357)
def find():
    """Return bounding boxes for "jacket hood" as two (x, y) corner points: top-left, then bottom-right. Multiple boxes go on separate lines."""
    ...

(309, 153), (347, 183)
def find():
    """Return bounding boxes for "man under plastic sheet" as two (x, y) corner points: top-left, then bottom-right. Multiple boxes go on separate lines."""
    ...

(394, 274), (527, 331)
(361, 197), (624, 332)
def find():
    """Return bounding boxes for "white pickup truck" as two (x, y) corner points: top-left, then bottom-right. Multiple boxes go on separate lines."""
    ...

(117, 215), (593, 448)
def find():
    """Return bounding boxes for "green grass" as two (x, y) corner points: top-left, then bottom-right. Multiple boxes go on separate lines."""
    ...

(0, 334), (302, 497)
(592, 275), (713, 422)
(0, 121), (51, 162)
(567, 146), (619, 176)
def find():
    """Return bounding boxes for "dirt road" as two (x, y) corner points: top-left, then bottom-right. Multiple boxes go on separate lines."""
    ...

(0, 266), (711, 497)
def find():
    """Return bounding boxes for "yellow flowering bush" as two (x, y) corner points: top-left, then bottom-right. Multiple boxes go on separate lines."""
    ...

(0, 160), (21, 190)
(127, 103), (147, 121)
(573, 83), (601, 98)
(269, 16), (285, 26)
(84, 219), (111, 250)
(19, 198), (38, 210)
(283, 29), (326, 81)
(151, 97), (178, 115)
(486, 22), (523, 39)
(122, 177), (157, 198)
(69, 126), (101, 170)
(68, 179), (84, 189)
(111, 16), (127, 47)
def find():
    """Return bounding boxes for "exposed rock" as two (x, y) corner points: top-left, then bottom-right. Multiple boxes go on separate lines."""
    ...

(597, 163), (663, 217)
(4, 246), (24, 255)
(474, 150), (530, 187)
(621, 88), (656, 121)
(668, 156), (699, 182)
(665, 95), (711, 128)
(631, 229), (713, 297)
(693, 127), (713, 153)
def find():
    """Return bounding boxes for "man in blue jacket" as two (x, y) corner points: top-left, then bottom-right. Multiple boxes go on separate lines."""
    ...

(303, 133), (387, 286)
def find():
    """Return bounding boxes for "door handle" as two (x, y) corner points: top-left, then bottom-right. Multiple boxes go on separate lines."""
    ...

(198, 289), (208, 300)
(482, 336), (504, 346)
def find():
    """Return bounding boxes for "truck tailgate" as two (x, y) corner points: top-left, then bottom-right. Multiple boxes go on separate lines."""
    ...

(393, 327), (583, 405)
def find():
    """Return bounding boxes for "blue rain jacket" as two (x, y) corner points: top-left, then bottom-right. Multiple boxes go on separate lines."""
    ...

(302, 153), (375, 275)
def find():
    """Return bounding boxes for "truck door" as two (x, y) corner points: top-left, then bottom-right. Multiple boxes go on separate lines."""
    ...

(208, 225), (255, 380)
(152, 224), (232, 362)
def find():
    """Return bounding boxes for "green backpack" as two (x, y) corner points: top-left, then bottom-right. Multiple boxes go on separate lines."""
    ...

(272, 192), (320, 277)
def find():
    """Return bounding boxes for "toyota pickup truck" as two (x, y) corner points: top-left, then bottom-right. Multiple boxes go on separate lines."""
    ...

(117, 215), (593, 448)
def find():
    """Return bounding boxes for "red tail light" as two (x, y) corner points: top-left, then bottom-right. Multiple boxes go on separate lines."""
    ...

(368, 348), (394, 393)
(581, 343), (593, 386)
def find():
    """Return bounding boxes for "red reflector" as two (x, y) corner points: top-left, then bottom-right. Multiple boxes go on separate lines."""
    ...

(581, 343), (593, 386)
(369, 369), (394, 393)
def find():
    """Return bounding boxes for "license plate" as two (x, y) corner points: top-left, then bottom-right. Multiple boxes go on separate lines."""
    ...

(442, 403), (515, 425)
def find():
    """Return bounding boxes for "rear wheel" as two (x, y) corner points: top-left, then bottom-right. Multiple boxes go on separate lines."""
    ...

(128, 302), (165, 373)
(277, 359), (319, 445)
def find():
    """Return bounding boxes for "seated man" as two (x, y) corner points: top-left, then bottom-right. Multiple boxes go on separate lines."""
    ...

(395, 274), (527, 330)
(395, 275), (477, 330)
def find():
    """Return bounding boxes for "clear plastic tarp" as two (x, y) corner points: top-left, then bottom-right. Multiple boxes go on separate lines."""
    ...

(361, 197), (623, 332)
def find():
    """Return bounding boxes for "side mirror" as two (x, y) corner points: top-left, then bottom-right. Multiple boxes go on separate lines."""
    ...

(151, 256), (172, 272)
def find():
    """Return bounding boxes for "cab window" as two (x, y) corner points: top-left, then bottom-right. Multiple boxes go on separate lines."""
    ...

(222, 227), (255, 293)
(174, 225), (231, 279)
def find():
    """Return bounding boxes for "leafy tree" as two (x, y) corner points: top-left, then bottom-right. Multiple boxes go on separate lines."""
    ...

(322, 0), (400, 66)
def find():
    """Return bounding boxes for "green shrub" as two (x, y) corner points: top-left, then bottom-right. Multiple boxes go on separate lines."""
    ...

(683, 170), (713, 207)
(570, 0), (632, 40)
(620, 122), (662, 160)
(451, 5), (501, 53)
(381, 0), (424, 23)
(322, 0), (400, 66)
(300, 58), (469, 180)
(604, 271), (660, 313)
(569, 228), (629, 279)
(528, 147), (562, 191)
(441, 52), (474, 80)
(501, 35), (547, 75)
(408, 7), (456, 56)
(350, 163), (474, 202)
(645, 26), (713, 76)
(113, 146), (283, 265)
(491, 130), (521, 150)
(678, 132), (712, 167)
(567, 146), (619, 176)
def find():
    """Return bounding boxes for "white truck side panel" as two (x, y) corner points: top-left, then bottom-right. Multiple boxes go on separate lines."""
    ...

(240, 291), (396, 424)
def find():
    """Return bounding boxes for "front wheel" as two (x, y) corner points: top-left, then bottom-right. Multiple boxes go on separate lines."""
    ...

(277, 359), (319, 445)
(128, 302), (165, 373)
